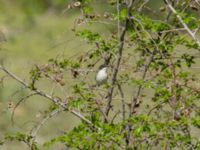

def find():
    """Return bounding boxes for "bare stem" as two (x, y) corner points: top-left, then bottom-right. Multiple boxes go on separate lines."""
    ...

(105, 0), (135, 119)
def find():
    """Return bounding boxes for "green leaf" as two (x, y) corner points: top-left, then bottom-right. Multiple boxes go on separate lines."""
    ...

(192, 116), (200, 128)
(76, 30), (101, 43)
(120, 8), (127, 21)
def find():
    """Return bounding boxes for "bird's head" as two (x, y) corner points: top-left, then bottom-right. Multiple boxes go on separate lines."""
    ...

(99, 64), (109, 72)
(99, 64), (109, 69)
(102, 67), (107, 72)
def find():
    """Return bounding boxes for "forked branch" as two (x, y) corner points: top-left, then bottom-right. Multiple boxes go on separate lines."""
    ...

(164, 0), (200, 49)
(0, 65), (93, 125)
(105, 0), (135, 119)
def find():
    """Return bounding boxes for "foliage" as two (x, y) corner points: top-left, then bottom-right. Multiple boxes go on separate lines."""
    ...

(1, 0), (200, 150)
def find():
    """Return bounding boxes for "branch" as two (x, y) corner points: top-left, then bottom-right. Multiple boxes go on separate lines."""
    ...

(194, 0), (200, 7)
(0, 65), (93, 125)
(147, 101), (166, 116)
(0, 65), (126, 149)
(94, 98), (110, 122)
(125, 49), (157, 147)
(105, 0), (135, 118)
(138, 0), (150, 12)
(29, 108), (64, 149)
(11, 93), (37, 125)
(117, 0), (120, 39)
(117, 84), (126, 120)
(111, 110), (120, 124)
(0, 75), (6, 87)
(164, 0), (200, 49)
(0, 65), (29, 87)
(130, 49), (157, 115)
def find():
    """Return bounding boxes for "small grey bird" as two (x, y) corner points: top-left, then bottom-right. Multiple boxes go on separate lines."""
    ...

(95, 65), (108, 86)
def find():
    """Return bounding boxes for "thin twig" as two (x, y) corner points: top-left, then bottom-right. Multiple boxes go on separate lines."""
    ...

(94, 98), (110, 122)
(29, 108), (64, 149)
(111, 110), (120, 124)
(164, 0), (200, 49)
(117, 84), (126, 120)
(129, 16), (160, 52)
(165, 0), (176, 22)
(169, 58), (178, 119)
(11, 93), (37, 126)
(138, 0), (150, 12)
(117, 0), (120, 39)
(0, 75), (6, 87)
(130, 49), (157, 114)
(147, 101), (166, 116)
(0, 65), (93, 125)
(159, 28), (186, 33)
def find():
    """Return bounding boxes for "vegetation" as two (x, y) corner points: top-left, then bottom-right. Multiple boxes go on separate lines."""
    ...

(0, 0), (200, 149)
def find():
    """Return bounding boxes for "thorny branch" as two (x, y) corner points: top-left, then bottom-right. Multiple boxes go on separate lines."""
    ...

(105, 0), (135, 119)
(0, 65), (93, 125)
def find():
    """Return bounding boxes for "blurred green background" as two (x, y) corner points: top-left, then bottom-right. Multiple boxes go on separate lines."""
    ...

(1, 0), (199, 149)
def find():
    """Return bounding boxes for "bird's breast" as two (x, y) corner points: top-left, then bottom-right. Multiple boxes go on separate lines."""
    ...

(96, 70), (107, 80)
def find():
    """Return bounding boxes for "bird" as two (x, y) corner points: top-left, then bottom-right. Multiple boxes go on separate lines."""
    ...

(95, 64), (108, 86)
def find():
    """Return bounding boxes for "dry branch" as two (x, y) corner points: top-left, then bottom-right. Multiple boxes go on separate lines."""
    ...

(164, 0), (200, 49)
